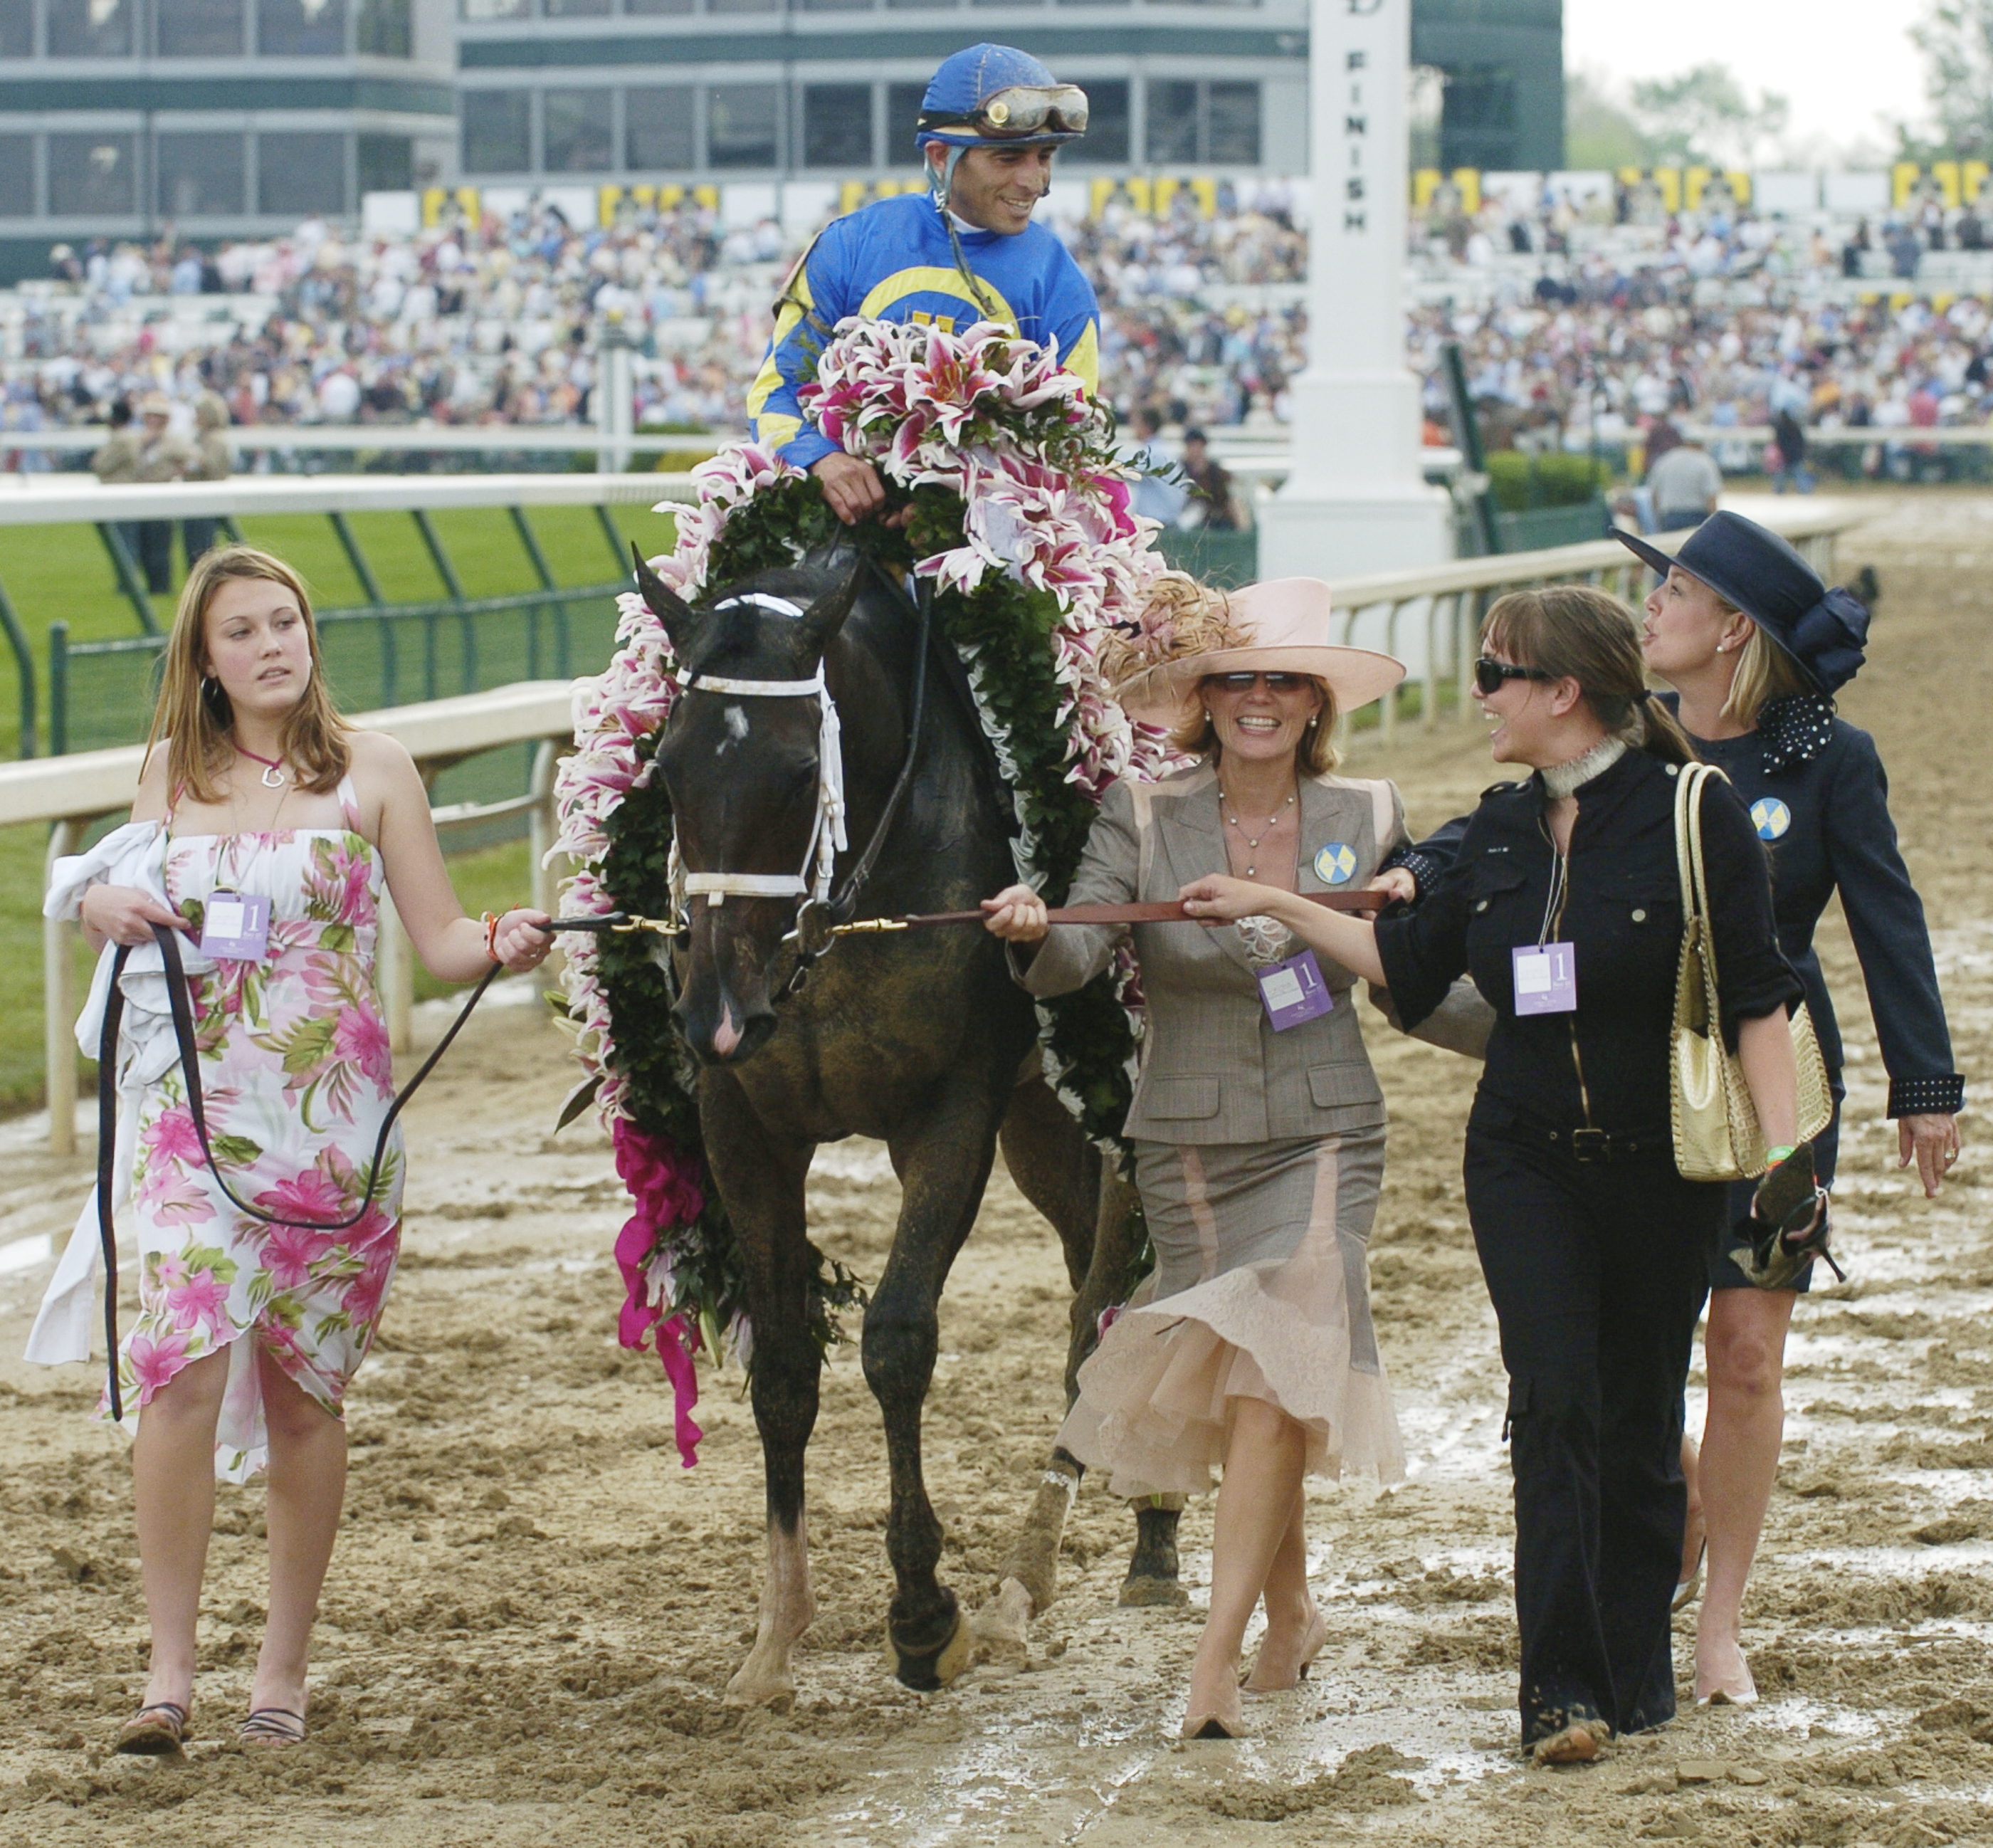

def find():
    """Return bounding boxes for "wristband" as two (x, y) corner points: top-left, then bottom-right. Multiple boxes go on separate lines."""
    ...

(482, 909), (505, 965)
(1763, 1144), (1797, 1168)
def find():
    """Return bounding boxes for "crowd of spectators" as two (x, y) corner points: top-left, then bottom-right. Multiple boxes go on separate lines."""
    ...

(8, 175), (1993, 490)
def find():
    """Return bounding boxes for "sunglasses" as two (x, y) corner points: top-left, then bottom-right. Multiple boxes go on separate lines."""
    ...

(1205, 671), (1311, 693)
(922, 84), (1090, 140)
(1473, 656), (1555, 696)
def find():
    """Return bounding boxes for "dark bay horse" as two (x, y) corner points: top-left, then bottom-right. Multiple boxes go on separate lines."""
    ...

(632, 548), (1178, 1704)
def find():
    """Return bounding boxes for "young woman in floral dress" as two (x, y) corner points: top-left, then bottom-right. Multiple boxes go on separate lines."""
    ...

(47, 546), (550, 1753)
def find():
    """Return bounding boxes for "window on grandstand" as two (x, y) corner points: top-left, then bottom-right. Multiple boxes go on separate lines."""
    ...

(1207, 82), (1259, 163)
(1066, 80), (1128, 162)
(1143, 78), (1259, 165)
(158, 0), (245, 55)
(885, 81), (927, 164)
(356, 0), (411, 51)
(804, 85), (873, 169)
(626, 87), (694, 171)
(545, 88), (614, 172)
(1146, 80), (1198, 164)
(48, 134), (136, 214)
(705, 0), (777, 14)
(359, 134), (412, 191)
(0, 137), (34, 217)
(801, 0), (868, 11)
(0, 0), (28, 58)
(624, 0), (692, 14)
(48, 0), (132, 55)
(157, 132), (246, 215)
(257, 0), (346, 54)
(259, 132), (347, 214)
(708, 84), (778, 169)
(885, 0), (956, 9)
(463, 90), (531, 172)
(458, 0), (527, 16)
(544, 0), (611, 15)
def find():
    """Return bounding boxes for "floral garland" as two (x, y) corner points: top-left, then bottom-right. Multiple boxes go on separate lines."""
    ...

(552, 319), (1175, 1462)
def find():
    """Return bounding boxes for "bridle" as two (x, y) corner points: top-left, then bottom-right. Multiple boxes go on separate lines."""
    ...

(666, 560), (932, 997)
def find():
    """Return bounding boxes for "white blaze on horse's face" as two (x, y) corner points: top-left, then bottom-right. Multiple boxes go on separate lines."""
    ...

(722, 705), (750, 750)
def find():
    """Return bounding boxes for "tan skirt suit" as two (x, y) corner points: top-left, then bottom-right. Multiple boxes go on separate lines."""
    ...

(1021, 759), (1411, 1498)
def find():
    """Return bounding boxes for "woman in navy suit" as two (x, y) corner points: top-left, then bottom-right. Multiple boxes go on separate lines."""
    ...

(1624, 513), (1963, 1705)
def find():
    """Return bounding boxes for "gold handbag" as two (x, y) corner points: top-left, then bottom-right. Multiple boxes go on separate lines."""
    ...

(1670, 762), (1833, 1182)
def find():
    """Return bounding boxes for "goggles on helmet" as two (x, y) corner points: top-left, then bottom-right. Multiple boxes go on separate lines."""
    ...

(920, 83), (1089, 141)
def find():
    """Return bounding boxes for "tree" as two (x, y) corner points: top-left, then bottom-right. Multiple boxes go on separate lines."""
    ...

(1912, 0), (1993, 160)
(1565, 68), (1648, 171)
(1628, 63), (1792, 169)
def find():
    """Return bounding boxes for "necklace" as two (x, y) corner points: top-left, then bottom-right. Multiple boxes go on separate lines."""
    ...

(236, 742), (288, 789)
(1219, 782), (1295, 878)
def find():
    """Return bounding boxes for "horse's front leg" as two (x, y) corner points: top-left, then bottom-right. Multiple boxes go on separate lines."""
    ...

(702, 1073), (820, 1711)
(868, 1076), (1008, 1691)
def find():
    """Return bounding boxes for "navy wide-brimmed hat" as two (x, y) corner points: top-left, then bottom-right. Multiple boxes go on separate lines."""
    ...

(1614, 510), (1871, 695)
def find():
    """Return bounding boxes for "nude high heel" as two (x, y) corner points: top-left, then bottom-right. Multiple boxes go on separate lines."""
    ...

(1243, 1605), (1329, 1693)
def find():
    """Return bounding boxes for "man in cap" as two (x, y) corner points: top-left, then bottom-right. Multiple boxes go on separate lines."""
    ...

(748, 43), (1101, 525)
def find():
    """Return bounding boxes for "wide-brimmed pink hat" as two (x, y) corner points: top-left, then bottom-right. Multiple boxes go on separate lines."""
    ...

(1118, 577), (1406, 725)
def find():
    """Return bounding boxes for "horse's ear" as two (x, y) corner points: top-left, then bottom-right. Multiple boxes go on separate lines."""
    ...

(632, 544), (700, 656)
(798, 560), (863, 654)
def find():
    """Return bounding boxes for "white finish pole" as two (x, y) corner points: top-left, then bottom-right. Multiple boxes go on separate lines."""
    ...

(1258, 0), (1451, 582)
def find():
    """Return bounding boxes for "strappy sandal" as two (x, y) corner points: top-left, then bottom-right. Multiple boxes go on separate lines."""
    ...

(115, 1701), (189, 1755)
(238, 1707), (307, 1748)
(1736, 1143), (1844, 1291)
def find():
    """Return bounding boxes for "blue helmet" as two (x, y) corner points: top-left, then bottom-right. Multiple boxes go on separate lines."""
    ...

(916, 43), (1089, 150)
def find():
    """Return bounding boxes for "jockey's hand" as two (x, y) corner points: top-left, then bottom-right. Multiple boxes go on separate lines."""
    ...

(80, 883), (196, 950)
(812, 454), (914, 530)
(982, 886), (1049, 943)
(813, 453), (887, 525)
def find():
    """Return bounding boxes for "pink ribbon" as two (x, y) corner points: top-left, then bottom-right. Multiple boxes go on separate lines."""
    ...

(611, 1119), (709, 1468)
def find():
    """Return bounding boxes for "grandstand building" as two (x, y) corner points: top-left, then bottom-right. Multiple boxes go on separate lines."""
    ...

(0, 0), (457, 276)
(454, 0), (1560, 191)
(0, 0), (1558, 267)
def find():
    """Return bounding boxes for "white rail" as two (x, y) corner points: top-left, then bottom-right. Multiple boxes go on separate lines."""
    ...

(0, 471), (698, 522)
(1320, 500), (1863, 745)
(1, 426), (730, 457)
(14, 680), (578, 1155)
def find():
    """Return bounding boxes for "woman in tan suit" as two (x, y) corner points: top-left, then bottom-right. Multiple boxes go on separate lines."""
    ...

(984, 577), (1409, 1739)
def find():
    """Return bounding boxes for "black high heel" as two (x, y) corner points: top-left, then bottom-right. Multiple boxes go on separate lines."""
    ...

(1737, 1144), (1844, 1291)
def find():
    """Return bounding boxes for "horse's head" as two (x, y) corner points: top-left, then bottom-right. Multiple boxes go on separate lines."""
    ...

(637, 552), (863, 1066)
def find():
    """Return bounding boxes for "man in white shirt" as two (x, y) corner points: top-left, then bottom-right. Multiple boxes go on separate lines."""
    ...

(1646, 436), (1723, 532)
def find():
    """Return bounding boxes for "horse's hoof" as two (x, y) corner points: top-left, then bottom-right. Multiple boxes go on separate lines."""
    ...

(887, 1604), (974, 1692)
(1118, 1574), (1189, 1609)
(969, 1577), (1034, 1670)
(724, 1653), (798, 1711)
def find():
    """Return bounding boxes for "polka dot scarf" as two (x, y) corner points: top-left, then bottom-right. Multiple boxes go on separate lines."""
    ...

(1757, 693), (1836, 776)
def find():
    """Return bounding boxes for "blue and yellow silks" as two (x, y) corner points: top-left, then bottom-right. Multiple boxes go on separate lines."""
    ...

(747, 191), (1102, 471)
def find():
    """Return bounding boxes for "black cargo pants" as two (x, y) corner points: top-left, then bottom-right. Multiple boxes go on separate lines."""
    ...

(1463, 1098), (1721, 1745)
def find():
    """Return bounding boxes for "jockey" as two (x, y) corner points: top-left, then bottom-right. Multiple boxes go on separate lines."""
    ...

(748, 42), (1103, 525)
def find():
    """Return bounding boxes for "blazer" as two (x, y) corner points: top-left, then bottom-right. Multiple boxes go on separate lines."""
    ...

(1019, 760), (1407, 1145)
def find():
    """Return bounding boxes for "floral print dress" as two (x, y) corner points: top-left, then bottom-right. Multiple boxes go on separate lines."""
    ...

(119, 775), (402, 1481)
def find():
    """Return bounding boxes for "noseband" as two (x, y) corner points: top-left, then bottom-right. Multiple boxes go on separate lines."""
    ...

(669, 565), (933, 997)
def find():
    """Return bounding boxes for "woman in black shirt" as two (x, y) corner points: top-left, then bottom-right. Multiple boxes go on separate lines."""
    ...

(1182, 585), (1806, 1763)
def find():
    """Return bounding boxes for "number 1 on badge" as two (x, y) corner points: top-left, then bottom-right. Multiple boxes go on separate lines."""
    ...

(1512, 942), (1576, 1015)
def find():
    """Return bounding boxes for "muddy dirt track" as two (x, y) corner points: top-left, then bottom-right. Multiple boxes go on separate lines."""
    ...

(1, 491), (1990, 1848)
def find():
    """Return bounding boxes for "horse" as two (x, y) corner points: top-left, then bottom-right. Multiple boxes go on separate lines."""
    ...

(628, 545), (1184, 1704)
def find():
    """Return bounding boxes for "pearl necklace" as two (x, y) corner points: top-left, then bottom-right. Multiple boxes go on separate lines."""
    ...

(1220, 782), (1295, 878)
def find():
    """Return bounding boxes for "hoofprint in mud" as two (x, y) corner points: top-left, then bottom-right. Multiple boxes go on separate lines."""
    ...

(545, 320), (1189, 1706)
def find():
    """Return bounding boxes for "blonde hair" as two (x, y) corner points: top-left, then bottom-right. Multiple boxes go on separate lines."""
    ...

(143, 545), (351, 806)
(1169, 679), (1342, 773)
(1722, 617), (1814, 728)
(1483, 584), (1696, 768)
